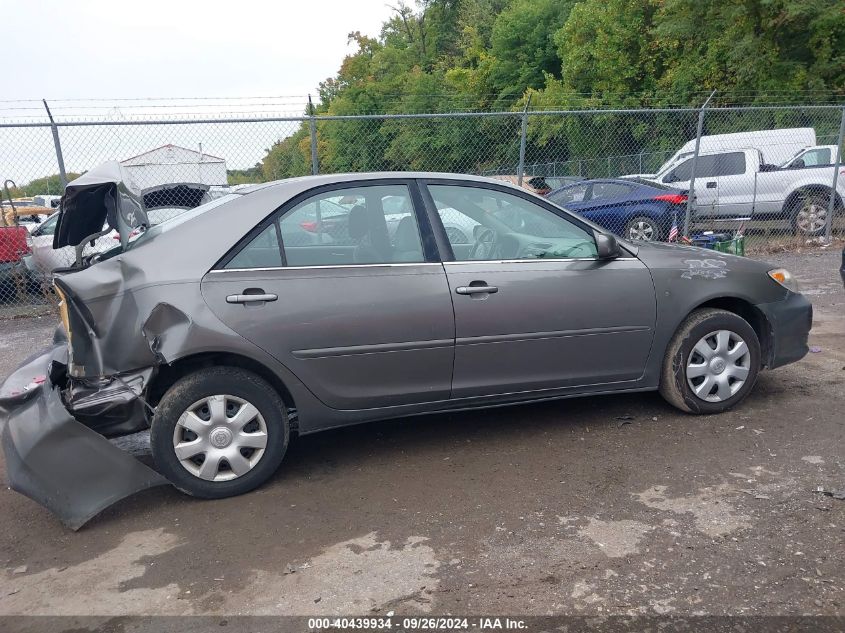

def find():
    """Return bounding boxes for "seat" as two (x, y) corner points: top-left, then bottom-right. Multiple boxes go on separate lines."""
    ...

(392, 216), (423, 262)
(347, 205), (383, 264)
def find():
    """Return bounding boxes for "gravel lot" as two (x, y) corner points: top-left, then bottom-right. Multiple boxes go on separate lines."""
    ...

(0, 248), (842, 625)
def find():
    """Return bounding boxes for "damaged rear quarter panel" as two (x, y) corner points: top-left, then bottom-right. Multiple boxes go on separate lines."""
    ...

(53, 183), (330, 432)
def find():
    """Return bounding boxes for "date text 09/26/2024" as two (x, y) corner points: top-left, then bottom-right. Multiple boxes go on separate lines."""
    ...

(308, 617), (527, 631)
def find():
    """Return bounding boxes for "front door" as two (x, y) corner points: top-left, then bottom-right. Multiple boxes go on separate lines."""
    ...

(710, 152), (752, 217)
(202, 181), (455, 410)
(422, 182), (657, 399)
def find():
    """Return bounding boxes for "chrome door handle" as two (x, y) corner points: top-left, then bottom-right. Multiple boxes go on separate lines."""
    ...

(456, 285), (498, 295)
(226, 293), (278, 304)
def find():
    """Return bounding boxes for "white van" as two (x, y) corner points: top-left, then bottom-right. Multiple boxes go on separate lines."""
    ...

(628, 128), (817, 179)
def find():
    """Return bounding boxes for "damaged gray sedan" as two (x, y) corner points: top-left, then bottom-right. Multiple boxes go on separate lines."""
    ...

(0, 166), (812, 528)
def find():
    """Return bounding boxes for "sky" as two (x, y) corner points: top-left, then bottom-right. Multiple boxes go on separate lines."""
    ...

(1, 0), (392, 182)
(5, 0), (388, 106)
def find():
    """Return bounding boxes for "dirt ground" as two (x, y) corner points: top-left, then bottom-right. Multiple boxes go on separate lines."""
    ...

(0, 248), (842, 626)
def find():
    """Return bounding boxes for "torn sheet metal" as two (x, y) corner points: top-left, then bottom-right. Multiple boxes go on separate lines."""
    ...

(141, 302), (194, 364)
(54, 161), (148, 251)
(0, 344), (167, 530)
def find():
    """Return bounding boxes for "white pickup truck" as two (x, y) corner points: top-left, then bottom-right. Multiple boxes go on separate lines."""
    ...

(650, 145), (844, 235)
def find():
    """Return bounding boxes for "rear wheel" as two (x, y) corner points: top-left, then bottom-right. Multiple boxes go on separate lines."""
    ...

(625, 216), (661, 242)
(150, 367), (288, 498)
(792, 193), (829, 236)
(659, 308), (761, 414)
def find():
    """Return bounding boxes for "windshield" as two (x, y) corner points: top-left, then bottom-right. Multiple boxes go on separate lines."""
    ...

(128, 194), (241, 250)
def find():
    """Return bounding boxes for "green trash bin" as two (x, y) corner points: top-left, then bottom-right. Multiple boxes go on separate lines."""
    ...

(713, 236), (745, 256)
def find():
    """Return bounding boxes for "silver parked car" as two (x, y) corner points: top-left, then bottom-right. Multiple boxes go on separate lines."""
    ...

(0, 167), (812, 528)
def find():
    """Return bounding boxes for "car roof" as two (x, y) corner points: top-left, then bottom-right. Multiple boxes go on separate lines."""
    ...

(236, 172), (520, 195)
(557, 177), (677, 188)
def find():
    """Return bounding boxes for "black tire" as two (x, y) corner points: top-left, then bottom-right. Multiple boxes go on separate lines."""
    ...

(150, 367), (289, 499)
(624, 215), (662, 242)
(659, 308), (761, 414)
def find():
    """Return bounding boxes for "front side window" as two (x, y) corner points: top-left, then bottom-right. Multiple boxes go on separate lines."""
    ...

(795, 148), (831, 167)
(225, 184), (425, 269)
(428, 184), (598, 261)
(35, 214), (59, 236)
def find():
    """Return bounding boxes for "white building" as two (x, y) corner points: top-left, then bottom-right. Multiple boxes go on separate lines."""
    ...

(120, 144), (227, 189)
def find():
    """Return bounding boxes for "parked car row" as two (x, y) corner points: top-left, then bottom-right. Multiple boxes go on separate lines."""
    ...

(502, 127), (844, 240)
(8, 182), (215, 288)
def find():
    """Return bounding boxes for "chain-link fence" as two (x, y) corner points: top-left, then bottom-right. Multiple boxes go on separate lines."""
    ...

(1, 102), (844, 314)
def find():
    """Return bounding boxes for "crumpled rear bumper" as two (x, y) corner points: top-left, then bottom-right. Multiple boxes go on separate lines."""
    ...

(0, 343), (167, 530)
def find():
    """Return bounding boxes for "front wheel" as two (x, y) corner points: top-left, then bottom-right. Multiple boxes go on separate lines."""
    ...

(659, 308), (761, 414)
(150, 367), (289, 498)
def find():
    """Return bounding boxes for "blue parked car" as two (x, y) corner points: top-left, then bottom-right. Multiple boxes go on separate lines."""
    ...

(546, 178), (689, 242)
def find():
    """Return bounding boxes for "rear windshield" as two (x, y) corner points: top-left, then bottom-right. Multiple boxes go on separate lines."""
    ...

(129, 193), (241, 250)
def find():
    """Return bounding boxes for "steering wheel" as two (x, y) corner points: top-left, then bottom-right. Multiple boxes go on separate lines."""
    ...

(469, 227), (500, 260)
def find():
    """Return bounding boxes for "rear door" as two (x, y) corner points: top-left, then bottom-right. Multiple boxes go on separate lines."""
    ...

(421, 181), (657, 399)
(201, 180), (455, 410)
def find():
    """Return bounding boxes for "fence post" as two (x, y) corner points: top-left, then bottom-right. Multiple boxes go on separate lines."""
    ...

(308, 95), (319, 176)
(517, 94), (531, 186)
(684, 90), (716, 237)
(825, 105), (845, 241)
(42, 99), (68, 188)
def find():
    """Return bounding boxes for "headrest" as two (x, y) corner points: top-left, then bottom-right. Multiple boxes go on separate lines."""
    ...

(348, 205), (369, 239)
(394, 216), (419, 251)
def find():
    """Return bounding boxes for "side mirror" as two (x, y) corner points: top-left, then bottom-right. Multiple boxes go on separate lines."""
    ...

(595, 232), (623, 260)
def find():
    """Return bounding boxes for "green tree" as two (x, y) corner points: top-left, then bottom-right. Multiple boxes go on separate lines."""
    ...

(261, 127), (311, 181)
(487, 0), (577, 100)
(3, 173), (82, 199)
(248, 0), (845, 182)
(227, 165), (263, 185)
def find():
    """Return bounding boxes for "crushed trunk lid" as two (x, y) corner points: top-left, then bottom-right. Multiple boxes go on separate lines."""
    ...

(54, 161), (148, 255)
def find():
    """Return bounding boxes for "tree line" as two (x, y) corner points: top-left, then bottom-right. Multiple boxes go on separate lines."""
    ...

(240, 0), (845, 184)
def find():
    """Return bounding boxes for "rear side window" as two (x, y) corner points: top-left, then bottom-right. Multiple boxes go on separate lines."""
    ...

(715, 152), (746, 176)
(223, 184), (426, 269)
(665, 155), (718, 182)
(590, 182), (632, 200)
(225, 223), (283, 269)
(548, 184), (589, 205)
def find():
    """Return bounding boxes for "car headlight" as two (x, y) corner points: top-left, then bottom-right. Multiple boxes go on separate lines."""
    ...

(768, 268), (800, 293)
